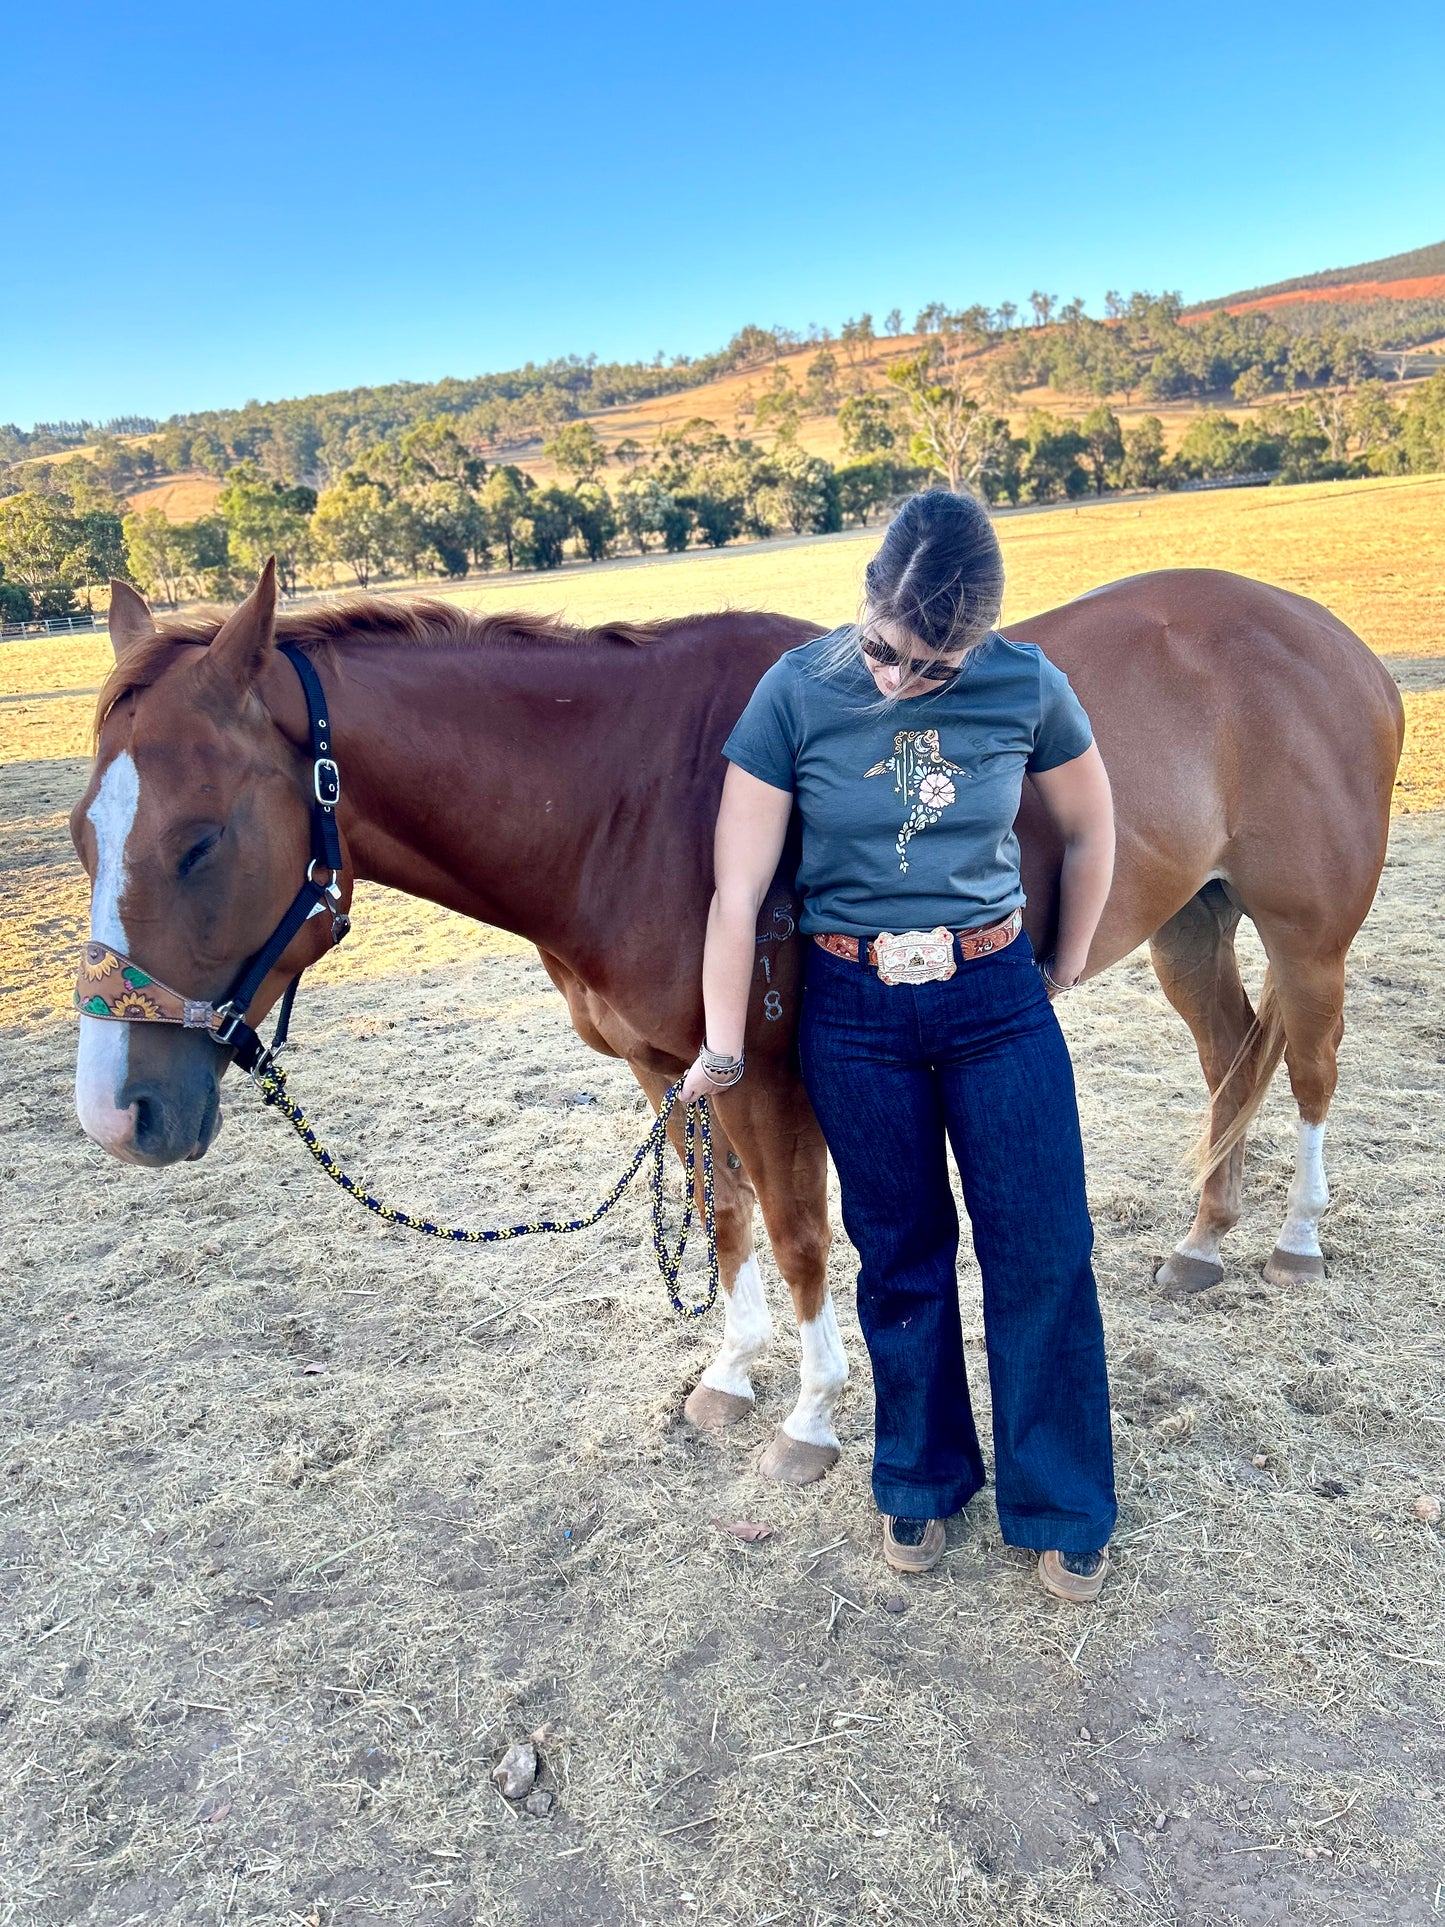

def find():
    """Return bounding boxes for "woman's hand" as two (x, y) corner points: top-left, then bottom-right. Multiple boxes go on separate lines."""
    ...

(678, 1056), (716, 1106)
(1039, 957), (1078, 1002)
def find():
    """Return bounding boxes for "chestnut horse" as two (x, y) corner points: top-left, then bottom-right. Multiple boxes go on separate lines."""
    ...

(72, 563), (1402, 1484)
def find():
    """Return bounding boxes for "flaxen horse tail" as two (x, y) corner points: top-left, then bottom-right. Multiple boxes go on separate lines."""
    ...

(1191, 970), (1288, 1187)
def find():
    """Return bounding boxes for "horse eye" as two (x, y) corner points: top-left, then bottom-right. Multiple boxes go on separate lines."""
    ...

(178, 830), (223, 878)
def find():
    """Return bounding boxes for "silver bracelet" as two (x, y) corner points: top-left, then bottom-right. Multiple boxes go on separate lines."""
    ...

(700, 1043), (745, 1087)
(1040, 958), (1077, 994)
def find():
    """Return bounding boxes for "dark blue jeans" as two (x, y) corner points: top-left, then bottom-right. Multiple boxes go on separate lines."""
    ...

(799, 930), (1117, 1554)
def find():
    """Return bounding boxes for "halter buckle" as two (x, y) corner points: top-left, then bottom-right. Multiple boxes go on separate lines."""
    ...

(313, 757), (341, 807)
(211, 1001), (278, 1082)
(210, 1001), (247, 1048)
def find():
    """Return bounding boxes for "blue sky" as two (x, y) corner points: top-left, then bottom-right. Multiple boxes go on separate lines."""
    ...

(4, 0), (1443, 427)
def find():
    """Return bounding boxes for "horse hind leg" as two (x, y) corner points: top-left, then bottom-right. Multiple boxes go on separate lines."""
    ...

(627, 1063), (773, 1431)
(1251, 938), (1346, 1288)
(1149, 884), (1285, 1295)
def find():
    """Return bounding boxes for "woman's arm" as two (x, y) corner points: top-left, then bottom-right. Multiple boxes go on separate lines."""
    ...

(678, 764), (794, 1103)
(1029, 741), (1115, 991)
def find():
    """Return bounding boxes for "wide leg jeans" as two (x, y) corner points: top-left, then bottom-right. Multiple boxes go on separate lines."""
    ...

(799, 931), (1117, 1554)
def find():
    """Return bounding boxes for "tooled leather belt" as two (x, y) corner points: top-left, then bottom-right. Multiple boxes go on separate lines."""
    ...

(813, 907), (1023, 969)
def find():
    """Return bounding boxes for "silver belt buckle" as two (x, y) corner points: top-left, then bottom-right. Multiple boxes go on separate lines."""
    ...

(874, 926), (957, 986)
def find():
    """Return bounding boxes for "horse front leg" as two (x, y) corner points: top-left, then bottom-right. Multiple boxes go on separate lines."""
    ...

(713, 1071), (844, 1485)
(626, 1063), (773, 1429)
(538, 952), (775, 1424)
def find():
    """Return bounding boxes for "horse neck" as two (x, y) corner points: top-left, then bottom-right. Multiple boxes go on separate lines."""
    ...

(312, 636), (673, 958)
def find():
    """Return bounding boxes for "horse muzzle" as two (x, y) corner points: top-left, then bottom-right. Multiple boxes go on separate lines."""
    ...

(75, 1013), (224, 1164)
(74, 944), (230, 1165)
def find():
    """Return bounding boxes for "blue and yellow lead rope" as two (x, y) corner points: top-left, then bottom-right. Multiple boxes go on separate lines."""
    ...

(253, 1064), (719, 1320)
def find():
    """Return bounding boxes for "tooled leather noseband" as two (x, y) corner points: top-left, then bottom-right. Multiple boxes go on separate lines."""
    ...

(74, 644), (350, 1078)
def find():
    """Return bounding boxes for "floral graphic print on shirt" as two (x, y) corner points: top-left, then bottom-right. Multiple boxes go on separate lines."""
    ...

(864, 728), (971, 872)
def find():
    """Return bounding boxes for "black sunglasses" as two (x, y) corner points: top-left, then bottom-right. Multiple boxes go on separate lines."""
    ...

(859, 630), (965, 682)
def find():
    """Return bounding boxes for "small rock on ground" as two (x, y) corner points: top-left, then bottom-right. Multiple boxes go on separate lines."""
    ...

(491, 1741), (537, 1800)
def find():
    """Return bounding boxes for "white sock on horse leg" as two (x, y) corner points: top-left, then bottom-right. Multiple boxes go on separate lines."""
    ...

(781, 1293), (849, 1448)
(1173, 1228), (1226, 1265)
(1276, 1120), (1329, 1256)
(698, 1254), (772, 1401)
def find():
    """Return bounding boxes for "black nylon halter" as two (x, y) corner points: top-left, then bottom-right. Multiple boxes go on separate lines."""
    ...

(209, 643), (349, 1075)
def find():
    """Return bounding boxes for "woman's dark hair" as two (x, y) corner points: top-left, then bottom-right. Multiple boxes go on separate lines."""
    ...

(863, 488), (1005, 655)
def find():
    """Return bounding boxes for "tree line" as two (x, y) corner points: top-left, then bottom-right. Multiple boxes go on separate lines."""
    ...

(884, 375), (1445, 504)
(0, 411), (899, 615)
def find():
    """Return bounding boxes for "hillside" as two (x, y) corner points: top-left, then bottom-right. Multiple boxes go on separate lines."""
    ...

(509, 340), (1245, 491)
(2, 236), (1439, 573)
(1188, 238), (1445, 310)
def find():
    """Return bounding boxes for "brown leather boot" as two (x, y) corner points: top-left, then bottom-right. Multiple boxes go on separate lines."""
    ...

(881, 1516), (945, 1574)
(1038, 1547), (1110, 1603)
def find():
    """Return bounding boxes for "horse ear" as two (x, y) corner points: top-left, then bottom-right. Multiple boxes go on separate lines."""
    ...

(205, 557), (278, 692)
(108, 579), (154, 658)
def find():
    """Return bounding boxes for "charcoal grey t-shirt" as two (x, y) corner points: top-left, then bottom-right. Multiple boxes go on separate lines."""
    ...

(723, 627), (1093, 937)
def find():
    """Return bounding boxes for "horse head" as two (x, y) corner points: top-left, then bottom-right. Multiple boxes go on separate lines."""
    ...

(71, 561), (340, 1165)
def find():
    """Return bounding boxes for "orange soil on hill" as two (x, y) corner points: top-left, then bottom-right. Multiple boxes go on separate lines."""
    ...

(1192, 274), (1445, 320)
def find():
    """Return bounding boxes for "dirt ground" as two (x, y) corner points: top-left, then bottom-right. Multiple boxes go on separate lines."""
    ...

(3, 504), (1444, 1924)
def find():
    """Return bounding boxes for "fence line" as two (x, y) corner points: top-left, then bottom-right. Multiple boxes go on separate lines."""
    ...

(1, 611), (101, 643)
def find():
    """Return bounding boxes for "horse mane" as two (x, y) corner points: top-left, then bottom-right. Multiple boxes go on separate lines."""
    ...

(93, 596), (674, 736)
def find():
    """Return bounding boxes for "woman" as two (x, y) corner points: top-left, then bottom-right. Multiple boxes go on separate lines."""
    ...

(679, 490), (1118, 1603)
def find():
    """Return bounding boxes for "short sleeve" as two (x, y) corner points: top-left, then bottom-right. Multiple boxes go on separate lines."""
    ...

(1028, 655), (1094, 772)
(723, 656), (800, 793)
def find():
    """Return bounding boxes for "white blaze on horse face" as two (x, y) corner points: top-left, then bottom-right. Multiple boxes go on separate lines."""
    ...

(781, 1294), (849, 1449)
(75, 752), (140, 1150)
(1276, 1120), (1329, 1257)
(699, 1253), (772, 1401)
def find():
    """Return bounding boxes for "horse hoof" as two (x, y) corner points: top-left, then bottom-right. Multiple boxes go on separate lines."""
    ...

(1155, 1252), (1224, 1297)
(684, 1383), (754, 1432)
(758, 1430), (839, 1486)
(1263, 1247), (1326, 1287)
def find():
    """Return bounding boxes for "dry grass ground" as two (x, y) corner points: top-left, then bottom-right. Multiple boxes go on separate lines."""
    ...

(122, 474), (225, 522)
(2, 488), (1444, 1924)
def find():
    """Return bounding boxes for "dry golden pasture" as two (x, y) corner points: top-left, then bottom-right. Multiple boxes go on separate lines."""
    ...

(2, 479), (1444, 1926)
(123, 472), (225, 522)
